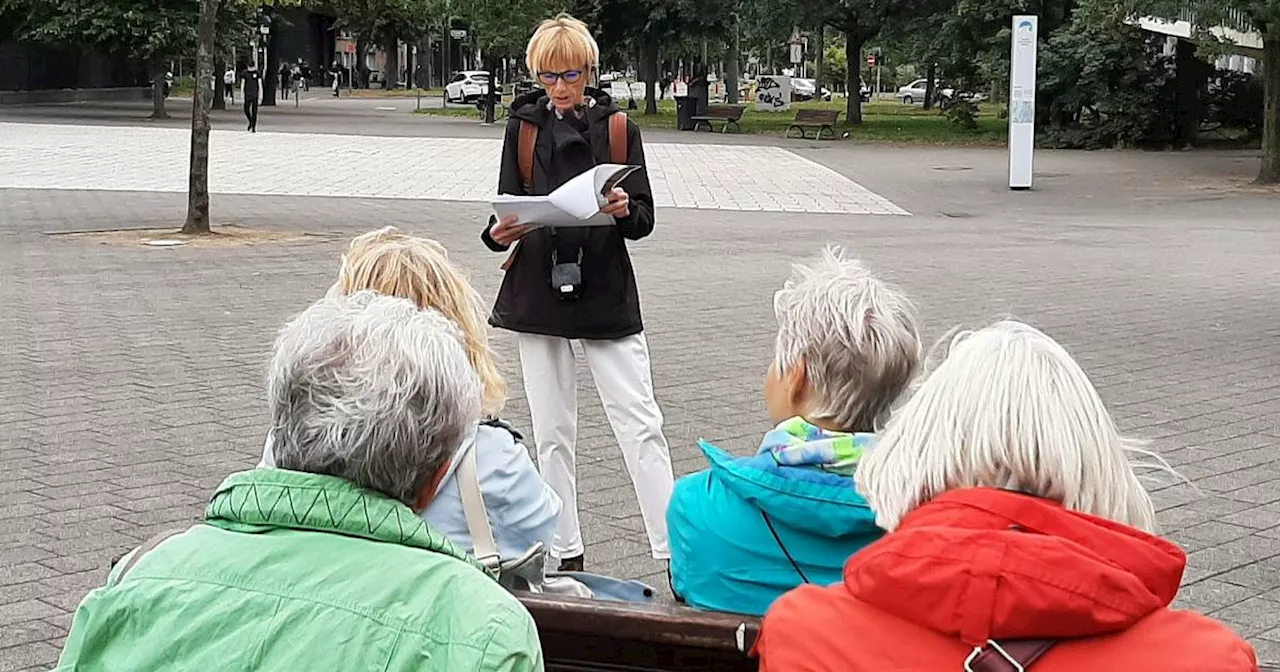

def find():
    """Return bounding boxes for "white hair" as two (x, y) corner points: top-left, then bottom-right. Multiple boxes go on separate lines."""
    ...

(856, 320), (1160, 533)
(267, 290), (482, 507)
(773, 246), (921, 432)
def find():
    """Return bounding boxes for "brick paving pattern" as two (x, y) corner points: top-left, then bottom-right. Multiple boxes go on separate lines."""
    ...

(0, 122), (906, 215)
(1, 120), (1279, 670)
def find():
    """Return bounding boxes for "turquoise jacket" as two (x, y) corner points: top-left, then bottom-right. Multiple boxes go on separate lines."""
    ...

(667, 419), (884, 616)
(55, 469), (543, 671)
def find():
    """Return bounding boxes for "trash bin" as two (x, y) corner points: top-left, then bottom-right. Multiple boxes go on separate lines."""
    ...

(675, 95), (695, 131)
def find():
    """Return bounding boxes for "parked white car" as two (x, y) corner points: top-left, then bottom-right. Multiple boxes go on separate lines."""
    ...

(897, 78), (951, 105)
(791, 78), (831, 102)
(896, 78), (987, 106)
(446, 71), (490, 104)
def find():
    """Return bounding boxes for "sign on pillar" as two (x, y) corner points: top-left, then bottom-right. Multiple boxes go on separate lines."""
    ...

(1009, 15), (1038, 190)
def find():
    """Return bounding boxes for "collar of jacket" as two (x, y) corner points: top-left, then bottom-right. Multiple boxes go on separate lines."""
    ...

(511, 86), (620, 126)
(205, 468), (494, 578)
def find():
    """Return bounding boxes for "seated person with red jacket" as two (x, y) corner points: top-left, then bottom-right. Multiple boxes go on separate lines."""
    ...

(755, 320), (1257, 671)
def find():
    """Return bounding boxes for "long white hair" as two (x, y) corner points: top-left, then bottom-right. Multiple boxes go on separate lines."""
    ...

(855, 320), (1161, 533)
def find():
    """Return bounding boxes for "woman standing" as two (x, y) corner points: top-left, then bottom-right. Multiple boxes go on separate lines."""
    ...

(481, 14), (673, 572)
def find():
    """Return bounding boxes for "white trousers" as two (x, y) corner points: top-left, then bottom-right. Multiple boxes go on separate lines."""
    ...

(518, 332), (674, 560)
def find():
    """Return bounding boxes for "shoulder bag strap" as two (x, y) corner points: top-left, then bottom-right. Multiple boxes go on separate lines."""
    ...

(964, 639), (1057, 672)
(456, 444), (502, 574)
(760, 510), (810, 585)
(609, 112), (628, 164)
(111, 527), (186, 585)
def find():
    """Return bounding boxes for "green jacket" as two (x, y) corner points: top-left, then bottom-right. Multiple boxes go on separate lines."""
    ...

(55, 469), (544, 671)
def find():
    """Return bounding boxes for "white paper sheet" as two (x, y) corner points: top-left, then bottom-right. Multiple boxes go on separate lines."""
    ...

(492, 163), (640, 228)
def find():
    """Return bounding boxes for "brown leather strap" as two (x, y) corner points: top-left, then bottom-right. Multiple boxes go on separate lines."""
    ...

(112, 527), (186, 585)
(518, 120), (538, 192)
(609, 112), (628, 164)
(965, 639), (1056, 672)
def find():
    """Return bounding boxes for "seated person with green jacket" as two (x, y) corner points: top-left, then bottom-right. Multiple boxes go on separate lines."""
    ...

(666, 247), (922, 616)
(54, 292), (543, 672)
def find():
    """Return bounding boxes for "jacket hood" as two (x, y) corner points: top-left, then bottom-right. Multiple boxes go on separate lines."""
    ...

(510, 86), (620, 122)
(844, 488), (1186, 646)
(699, 440), (879, 539)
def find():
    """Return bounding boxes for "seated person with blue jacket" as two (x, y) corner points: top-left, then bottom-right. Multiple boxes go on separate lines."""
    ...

(261, 227), (561, 565)
(666, 247), (922, 616)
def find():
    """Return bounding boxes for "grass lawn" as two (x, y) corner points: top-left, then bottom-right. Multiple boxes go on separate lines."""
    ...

(414, 97), (1008, 145)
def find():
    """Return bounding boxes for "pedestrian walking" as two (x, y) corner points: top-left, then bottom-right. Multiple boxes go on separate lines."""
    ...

(481, 13), (674, 573)
(242, 65), (261, 132)
(223, 67), (236, 104)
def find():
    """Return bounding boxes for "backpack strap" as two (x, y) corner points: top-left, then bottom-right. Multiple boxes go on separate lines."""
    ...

(964, 639), (1056, 672)
(518, 120), (538, 192)
(609, 112), (628, 164)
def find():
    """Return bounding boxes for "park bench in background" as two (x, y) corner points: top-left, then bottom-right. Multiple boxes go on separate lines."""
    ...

(692, 104), (747, 133)
(517, 592), (760, 671)
(786, 109), (841, 140)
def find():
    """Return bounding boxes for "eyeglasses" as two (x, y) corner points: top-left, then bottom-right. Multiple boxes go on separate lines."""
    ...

(537, 70), (584, 85)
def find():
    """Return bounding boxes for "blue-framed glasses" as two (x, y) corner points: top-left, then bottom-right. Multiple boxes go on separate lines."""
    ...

(538, 70), (584, 85)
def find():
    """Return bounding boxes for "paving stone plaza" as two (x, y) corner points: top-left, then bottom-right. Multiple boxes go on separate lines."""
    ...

(1, 101), (1279, 670)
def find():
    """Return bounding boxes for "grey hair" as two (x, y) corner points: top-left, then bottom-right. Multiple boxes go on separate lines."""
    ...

(856, 320), (1162, 533)
(773, 246), (922, 432)
(267, 290), (482, 507)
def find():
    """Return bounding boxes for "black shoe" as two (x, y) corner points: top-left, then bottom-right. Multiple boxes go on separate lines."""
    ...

(557, 554), (584, 572)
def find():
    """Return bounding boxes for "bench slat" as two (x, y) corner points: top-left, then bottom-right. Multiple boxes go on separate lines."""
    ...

(518, 593), (760, 672)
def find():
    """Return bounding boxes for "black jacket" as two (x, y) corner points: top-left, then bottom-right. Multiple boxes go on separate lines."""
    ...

(481, 87), (655, 340)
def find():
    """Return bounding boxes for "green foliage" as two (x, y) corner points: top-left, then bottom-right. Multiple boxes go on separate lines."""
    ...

(1205, 69), (1266, 135)
(1038, 0), (1177, 148)
(943, 97), (980, 129)
(12, 0), (199, 63)
(824, 45), (847, 87)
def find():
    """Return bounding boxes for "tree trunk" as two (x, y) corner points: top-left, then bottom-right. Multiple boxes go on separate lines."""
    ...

(844, 33), (863, 125)
(182, 0), (219, 235)
(262, 27), (278, 106)
(356, 36), (371, 88)
(813, 24), (824, 94)
(1258, 28), (1280, 184)
(923, 60), (937, 111)
(726, 14), (740, 104)
(643, 34), (659, 115)
(149, 62), (169, 119)
(483, 50), (497, 124)
(383, 34), (400, 89)
(212, 53), (226, 111)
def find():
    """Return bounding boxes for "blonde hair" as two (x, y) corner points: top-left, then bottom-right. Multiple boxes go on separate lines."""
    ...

(327, 226), (507, 416)
(773, 247), (921, 432)
(856, 320), (1162, 533)
(526, 13), (598, 75)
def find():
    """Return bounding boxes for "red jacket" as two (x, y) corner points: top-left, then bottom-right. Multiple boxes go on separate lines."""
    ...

(755, 488), (1257, 672)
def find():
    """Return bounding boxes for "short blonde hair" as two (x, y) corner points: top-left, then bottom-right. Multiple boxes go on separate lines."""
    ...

(327, 227), (507, 417)
(773, 247), (921, 432)
(856, 320), (1161, 533)
(526, 13), (598, 75)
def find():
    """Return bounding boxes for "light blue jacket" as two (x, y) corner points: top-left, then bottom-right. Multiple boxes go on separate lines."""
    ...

(667, 424), (884, 617)
(260, 420), (561, 563)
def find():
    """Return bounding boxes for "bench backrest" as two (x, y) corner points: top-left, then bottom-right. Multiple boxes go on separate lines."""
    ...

(793, 108), (840, 123)
(517, 592), (761, 672)
(704, 104), (747, 120)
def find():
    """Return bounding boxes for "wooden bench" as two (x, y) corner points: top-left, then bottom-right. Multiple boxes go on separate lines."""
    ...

(692, 104), (747, 133)
(786, 109), (841, 140)
(517, 592), (760, 671)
